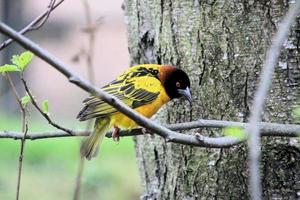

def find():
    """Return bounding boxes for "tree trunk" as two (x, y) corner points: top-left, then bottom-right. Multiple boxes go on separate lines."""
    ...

(124, 0), (300, 199)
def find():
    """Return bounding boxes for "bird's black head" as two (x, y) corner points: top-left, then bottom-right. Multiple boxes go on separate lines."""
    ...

(160, 66), (192, 103)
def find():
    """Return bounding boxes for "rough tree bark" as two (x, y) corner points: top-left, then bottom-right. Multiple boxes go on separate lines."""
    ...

(124, 0), (300, 199)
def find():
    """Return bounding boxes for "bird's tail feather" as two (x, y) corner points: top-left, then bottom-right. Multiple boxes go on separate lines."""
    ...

(80, 118), (110, 160)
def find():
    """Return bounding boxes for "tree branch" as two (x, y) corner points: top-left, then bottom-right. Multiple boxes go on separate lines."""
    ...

(28, 0), (56, 31)
(246, 2), (300, 200)
(21, 77), (74, 135)
(0, 120), (299, 145)
(0, 0), (65, 51)
(0, 20), (299, 149)
(5, 73), (29, 200)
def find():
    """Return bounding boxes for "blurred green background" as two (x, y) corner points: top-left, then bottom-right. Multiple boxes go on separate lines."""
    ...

(0, 115), (142, 200)
(0, 0), (142, 199)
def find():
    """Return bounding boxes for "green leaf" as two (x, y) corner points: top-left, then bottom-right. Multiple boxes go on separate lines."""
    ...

(0, 64), (21, 73)
(223, 126), (246, 139)
(42, 100), (49, 114)
(21, 95), (31, 106)
(293, 106), (300, 118)
(11, 51), (34, 71)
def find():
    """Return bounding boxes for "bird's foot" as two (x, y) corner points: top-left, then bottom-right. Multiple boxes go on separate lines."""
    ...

(112, 126), (120, 142)
(142, 128), (151, 134)
(141, 128), (155, 138)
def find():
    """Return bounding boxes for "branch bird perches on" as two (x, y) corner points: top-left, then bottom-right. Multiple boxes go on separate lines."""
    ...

(0, 119), (299, 147)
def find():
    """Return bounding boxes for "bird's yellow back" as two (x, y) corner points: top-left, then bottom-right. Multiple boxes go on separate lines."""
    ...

(77, 64), (168, 121)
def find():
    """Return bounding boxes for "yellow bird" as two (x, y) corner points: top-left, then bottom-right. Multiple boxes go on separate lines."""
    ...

(77, 64), (192, 160)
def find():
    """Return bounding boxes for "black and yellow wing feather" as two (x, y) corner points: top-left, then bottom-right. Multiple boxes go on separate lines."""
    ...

(77, 65), (162, 121)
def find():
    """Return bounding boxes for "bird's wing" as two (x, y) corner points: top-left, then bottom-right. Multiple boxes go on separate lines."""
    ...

(77, 66), (162, 121)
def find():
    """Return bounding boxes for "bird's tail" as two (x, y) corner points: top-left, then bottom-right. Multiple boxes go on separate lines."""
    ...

(80, 118), (110, 160)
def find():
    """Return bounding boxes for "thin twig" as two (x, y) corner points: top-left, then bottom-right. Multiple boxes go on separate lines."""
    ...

(73, 156), (85, 200)
(28, 0), (56, 31)
(247, 2), (300, 200)
(82, 0), (96, 85)
(0, 0), (65, 51)
(5, 74), (22, 108)
(73, 1), (98, 198)
(5, 73), (28, 200)
(0, 130), (89, 140)
(21, 77), (74, 135)
(16, 118), (28, 200)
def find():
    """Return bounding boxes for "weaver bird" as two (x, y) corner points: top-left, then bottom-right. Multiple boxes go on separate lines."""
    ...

(77, 64), (192, 160)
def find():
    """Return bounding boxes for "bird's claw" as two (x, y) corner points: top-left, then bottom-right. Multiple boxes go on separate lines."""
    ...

(141, 128), (154, 135)
(112, 126), (120, 142)
(142, 128), (155, 138)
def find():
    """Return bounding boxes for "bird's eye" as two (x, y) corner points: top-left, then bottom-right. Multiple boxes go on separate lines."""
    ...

(176, 82), (181, 88)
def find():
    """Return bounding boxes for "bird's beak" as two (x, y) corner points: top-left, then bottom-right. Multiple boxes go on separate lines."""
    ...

(178, 87), (192, 104)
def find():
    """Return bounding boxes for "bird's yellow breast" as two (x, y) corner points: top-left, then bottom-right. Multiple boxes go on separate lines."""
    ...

(109, 87), (170, 130)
